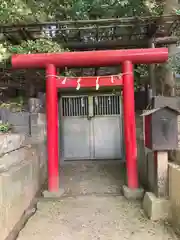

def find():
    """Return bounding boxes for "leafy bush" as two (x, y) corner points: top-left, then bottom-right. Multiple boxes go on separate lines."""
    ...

(0, 123), (11, 133)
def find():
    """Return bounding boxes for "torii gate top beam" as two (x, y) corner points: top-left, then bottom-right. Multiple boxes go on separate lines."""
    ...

(11, 48), (168, 69)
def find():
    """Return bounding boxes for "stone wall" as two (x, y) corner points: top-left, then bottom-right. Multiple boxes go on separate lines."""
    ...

(0, 113), (47, 240)
(168, 115), (180, 234)
(168, 163), (180, 234)
(0, 97), (45, 134)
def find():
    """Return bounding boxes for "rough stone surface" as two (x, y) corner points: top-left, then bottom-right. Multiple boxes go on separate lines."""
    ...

(0, 134), (26, 155)
(122, 185), (144, 200)
(0, 132), (47, 240)
(37, 113), (46, 125)
(0, 147), (35, 172)
(8, 112), (30, 126)
(30, 126), (46, 142)
(0, 153), (39, 240)
(12, 125), (30, 135)
(155, 151), (168, 198)
(169, 162), (180, 235)
(143, 192), (170, 221)
(28, 98), (42, 113)
(30, 113), (46, 143)
(43, 189), (65, 198)
(30, 113), (46, 126)
(0, 108), (10, 123)
(59, 161), (126, 196)
(29, 113), (38, 125)
(17, 195), (178, 240)
(36, 143), (47, 168)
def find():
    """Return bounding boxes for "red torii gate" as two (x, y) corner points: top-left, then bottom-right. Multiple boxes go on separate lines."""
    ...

(11, 48), (168, 193)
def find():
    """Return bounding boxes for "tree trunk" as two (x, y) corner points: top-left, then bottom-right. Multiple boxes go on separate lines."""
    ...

(162, 0), (179, 161)
(162, 0), (178, 96)
(163, 0), (179, 15)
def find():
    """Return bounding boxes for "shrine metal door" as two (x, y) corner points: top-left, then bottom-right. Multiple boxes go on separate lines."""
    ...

(60, 94), (123, 161)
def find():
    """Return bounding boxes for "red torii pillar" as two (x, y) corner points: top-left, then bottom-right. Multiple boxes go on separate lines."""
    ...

(11, 48), (168, 193)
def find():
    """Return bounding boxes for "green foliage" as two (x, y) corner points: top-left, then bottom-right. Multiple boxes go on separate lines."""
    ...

(134, 64), (148, 90)
(135, 64), (148, 77)
(169, 53), (180, 74)
(0, 43), (11, 63)
(0, 96), (24, 112)
(0, 0), (32, 24)
(145, 0), (164, 16)
(8, 39), (68, 54)
(0, 0), (164, 24)
(168, 10), (180, 74)
(51, 0), (151, 19)
(0, 123), (11, 133)
(0, 39), (67, 67)
(175, 9), (180, 15)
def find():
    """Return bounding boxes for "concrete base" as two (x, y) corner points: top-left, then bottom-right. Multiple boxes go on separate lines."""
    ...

(143, 192), (170, 221)
(42, 189), (65, 199)
(122, 185), (144, 200)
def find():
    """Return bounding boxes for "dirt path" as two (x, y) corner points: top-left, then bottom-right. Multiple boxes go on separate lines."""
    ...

(17, 162), (178, 240)
(17, 195), (178, 240)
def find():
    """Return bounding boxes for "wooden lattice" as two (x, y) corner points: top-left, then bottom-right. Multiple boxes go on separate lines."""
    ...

(1, 14), (180, 50)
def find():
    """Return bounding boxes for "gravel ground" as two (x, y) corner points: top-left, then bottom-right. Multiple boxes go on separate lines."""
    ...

(17, 196), (178, 240)
(17, 162), (179, 240)
(59, 161), (126, 196)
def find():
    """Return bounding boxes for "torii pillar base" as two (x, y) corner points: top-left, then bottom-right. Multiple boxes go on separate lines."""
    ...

(122, 185), (144, 200)
(42, 189), (65, 199)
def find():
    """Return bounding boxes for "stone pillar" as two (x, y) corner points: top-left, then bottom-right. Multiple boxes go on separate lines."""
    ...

(154, 151), (169, 198)
(146, 151), (169, 198)
(28, 98), (42, 113)
(143, 151), (170, 220)
(37, 92), (46, 110)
